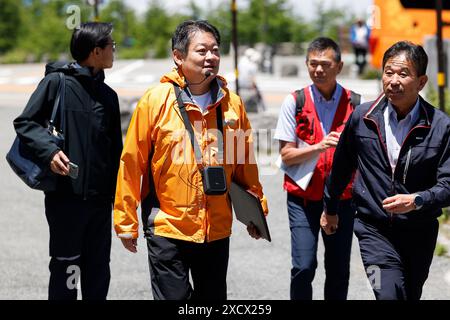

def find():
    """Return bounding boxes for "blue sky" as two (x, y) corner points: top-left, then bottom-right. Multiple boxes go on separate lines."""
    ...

(123, 0), (373, 21)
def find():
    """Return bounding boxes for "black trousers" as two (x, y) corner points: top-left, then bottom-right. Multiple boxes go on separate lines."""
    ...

(44, 195), (112, 300)
(146, 234), (229, 300)
(353, 46), (368, 75)
(354, 217), (439, 300)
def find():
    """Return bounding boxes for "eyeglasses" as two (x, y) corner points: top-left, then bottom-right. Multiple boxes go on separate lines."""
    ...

(99, 40), (116, 50)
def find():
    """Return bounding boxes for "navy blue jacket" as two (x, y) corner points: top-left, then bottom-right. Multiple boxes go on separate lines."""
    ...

(324, 95), (450, 226)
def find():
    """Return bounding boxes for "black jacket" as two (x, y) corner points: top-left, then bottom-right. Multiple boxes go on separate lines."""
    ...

(14, 62), (123, 200)
(324, 95), (450, 226)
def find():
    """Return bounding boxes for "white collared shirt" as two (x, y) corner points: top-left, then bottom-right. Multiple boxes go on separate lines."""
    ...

(384, 99), (420, 169)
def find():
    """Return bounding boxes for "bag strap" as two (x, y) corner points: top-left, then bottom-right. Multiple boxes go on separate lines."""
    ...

(212, 81), (224, 163)
(294, 89), (305, 118)
(173, 84), (224, 165)
(48, 72), (66, 132)
(141, 145), (160, 232)
(350, 90), (361, 108)
(295, 88), (361, 117)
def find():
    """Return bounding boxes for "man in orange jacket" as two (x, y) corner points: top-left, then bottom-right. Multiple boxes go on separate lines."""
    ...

(113, 20), (268, 300)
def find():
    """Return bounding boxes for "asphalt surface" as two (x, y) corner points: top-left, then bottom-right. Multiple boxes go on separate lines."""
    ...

(0, 58), (449, 300)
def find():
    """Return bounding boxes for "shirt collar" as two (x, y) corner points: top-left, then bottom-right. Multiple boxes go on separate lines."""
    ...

(387, 98), (420, 125)
(311, 83), (342, 103)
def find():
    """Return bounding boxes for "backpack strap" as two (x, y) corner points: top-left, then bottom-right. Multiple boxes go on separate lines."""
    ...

(294, 89), (305, 118)
(349, 90), (361, 109)
(295, 88), (361, 116)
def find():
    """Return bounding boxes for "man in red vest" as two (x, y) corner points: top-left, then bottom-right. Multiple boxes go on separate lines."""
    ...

(274, 37), (360, 300)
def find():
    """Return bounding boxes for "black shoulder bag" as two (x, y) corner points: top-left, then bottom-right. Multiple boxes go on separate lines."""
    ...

(6, 72), (66, 192)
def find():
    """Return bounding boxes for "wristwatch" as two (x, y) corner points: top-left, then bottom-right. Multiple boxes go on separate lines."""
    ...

(414, 194), (424, 210)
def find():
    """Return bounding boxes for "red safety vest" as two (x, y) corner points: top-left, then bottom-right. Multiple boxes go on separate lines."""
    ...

(284, 86), (355, 201)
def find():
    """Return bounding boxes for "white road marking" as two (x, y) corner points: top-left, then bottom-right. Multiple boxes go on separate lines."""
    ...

(14, 77), (41, 85)
(107, 59), (145, 82)
(135, 74), (156, 84)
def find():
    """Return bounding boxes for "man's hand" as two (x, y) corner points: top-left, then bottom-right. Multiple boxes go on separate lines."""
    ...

(382, 194), (416, 214)
(320, 211), (339, 235)
(247, 222), (261, 240)
(317, 131), (341, 152)
(120, 238), (138, 253)
(50, 150), (70, 176)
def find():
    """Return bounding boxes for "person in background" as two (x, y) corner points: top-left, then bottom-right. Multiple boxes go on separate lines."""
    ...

(350, 19), (371, 76)
(274, 37), (360, 300)
(238, 48), (266, 112)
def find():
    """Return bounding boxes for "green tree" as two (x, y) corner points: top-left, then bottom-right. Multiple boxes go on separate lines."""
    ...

(238, 0), (263, 46)
(101, 0), (138, 47)
(188, 0), (203, 20)
(15, 0), (90, 61)
(290, 19), (317, 46)
(237, 0), (297, 46)
(0, 0), (358, 62)
(18, 1), (66, 60)
(0, 0), (21, 53)
(263, 0), (296, 44)
(314, 0), (352, 41)
(141, 0), (175, 58)
(206, 1), (232, 54)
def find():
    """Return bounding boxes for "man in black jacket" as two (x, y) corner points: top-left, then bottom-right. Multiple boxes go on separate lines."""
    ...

(13, 22), (122, 300)
(321, 41), (450, 300)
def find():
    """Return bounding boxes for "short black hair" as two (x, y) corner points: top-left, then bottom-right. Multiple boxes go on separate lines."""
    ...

(382, 41), (428, 76)
(306, 37), (341, 62)
(70, 22), (113, 62)
(171, 20), (220, 55)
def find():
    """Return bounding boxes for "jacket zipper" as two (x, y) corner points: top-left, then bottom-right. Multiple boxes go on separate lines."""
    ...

(364, 116), (393, 225)
(199, 113), (208, 242)
(186, 95), (224, 243)
(390, 170), (394, 226)
(203, 98), (225, 242)
(403, 146), (412, 184)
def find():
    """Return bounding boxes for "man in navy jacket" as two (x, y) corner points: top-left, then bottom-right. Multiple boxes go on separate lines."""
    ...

(321, 41), (450, 300)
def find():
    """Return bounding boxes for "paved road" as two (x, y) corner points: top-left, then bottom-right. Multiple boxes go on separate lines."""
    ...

(0, 58), (449, 300)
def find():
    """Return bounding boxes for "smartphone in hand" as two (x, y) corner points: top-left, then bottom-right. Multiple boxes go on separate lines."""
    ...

(68, 162), (79, 179)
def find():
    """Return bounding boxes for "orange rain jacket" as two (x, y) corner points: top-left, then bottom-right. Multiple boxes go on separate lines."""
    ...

(114, 69), (268, 243)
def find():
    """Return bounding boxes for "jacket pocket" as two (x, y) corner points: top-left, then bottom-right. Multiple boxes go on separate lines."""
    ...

(404, 143), (441, 188)
(354, 133), (382, 159)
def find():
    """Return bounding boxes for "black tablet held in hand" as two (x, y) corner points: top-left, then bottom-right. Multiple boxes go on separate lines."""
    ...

(229, 182), (271, 242)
